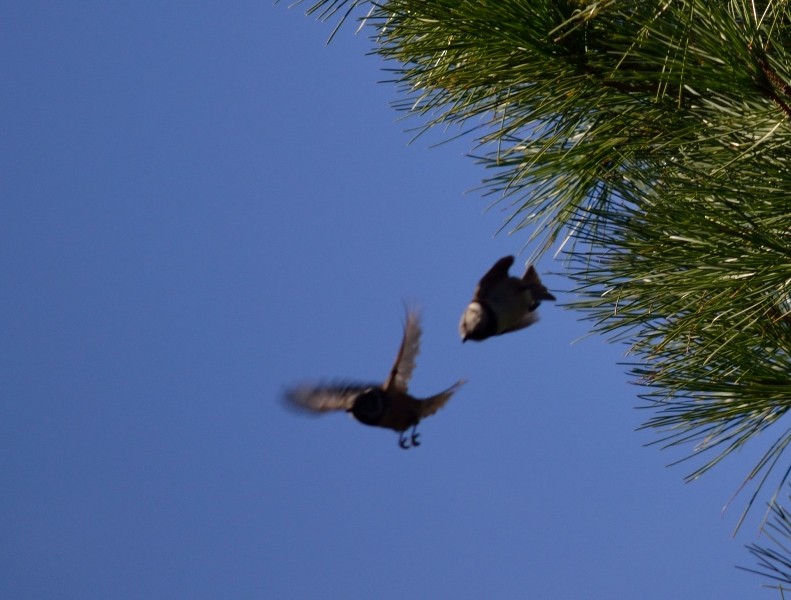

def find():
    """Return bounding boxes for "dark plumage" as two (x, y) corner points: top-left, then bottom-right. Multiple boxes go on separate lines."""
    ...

(459, 256), (556, 342)
(285, 309), (465, 449)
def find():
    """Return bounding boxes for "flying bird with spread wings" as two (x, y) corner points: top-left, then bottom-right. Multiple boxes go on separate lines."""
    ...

(284, 309), (466, 449)
(460, 256), (556, 342)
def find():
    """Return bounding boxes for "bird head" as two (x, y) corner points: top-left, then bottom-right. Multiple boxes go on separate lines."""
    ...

(459, 301), (493, 343)
(350, 388), (386, 425)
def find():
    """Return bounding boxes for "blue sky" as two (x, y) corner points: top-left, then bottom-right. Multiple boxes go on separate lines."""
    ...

(1, 3), (777, 598)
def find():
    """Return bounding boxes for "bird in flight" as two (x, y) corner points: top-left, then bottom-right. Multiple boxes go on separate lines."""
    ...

(285, 308), (465, 449)
(460, 256), (556, 342)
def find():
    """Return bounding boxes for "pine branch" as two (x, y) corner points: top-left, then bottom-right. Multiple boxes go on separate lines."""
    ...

(741, 491), (791, 590)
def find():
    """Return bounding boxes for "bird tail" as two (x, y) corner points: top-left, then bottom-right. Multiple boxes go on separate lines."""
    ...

(418, 379), (466, 419)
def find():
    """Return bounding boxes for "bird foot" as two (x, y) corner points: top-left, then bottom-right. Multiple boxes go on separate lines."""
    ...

(398, 428), (421, 449)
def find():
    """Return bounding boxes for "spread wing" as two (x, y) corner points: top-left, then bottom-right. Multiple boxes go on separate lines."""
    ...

(418, 379), (466, 419)
(383, 308), (421, 393)
(521, 264), (540, 285)
(283, 382), (376, 414)
(473, 255), (514, 300)
(521, 264), (556, 302)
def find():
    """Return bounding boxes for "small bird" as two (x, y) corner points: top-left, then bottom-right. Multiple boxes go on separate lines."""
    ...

(459, 256), (556, 342)
(284, 309), (465, 449)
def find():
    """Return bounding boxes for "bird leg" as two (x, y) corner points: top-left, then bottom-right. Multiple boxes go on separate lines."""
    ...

(398, 425), (422, 449)
(410, 424), (421, 447)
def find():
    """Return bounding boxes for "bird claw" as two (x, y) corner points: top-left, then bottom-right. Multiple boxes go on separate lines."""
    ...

(398, 427), (421, 449)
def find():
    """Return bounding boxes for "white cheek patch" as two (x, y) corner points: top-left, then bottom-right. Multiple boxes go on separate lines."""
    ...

(465, 302), (483, 320)
(462, 303), (484, 329)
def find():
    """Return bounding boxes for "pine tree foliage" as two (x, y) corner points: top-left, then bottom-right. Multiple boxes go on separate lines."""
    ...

(296, 0), (791, 526)
(742, 489), (791, 591)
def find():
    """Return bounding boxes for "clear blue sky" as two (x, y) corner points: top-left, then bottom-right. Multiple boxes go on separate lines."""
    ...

(2, 3), (775, 598)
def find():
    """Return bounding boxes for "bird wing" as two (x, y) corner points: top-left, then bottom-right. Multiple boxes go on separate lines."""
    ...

(418, 379), (466, 419)
(521, 264), (556, 302)
(521, 264), (540, 285)
(473, 255), (514, 300)
(499, 311), (540, 334)
(283, 382), (375, 413)
(383, 308), (422, 393)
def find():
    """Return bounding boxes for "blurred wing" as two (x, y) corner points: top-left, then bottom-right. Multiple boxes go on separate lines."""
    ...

(521, 264), (540, 285)
(521, 265), (556, 302)
(384, 308), (421, 393)
(500, 311), (540, 334)
(418, 379), (466, 419)
(283, 382), (374, 413)
(473, 255), (514, 300)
